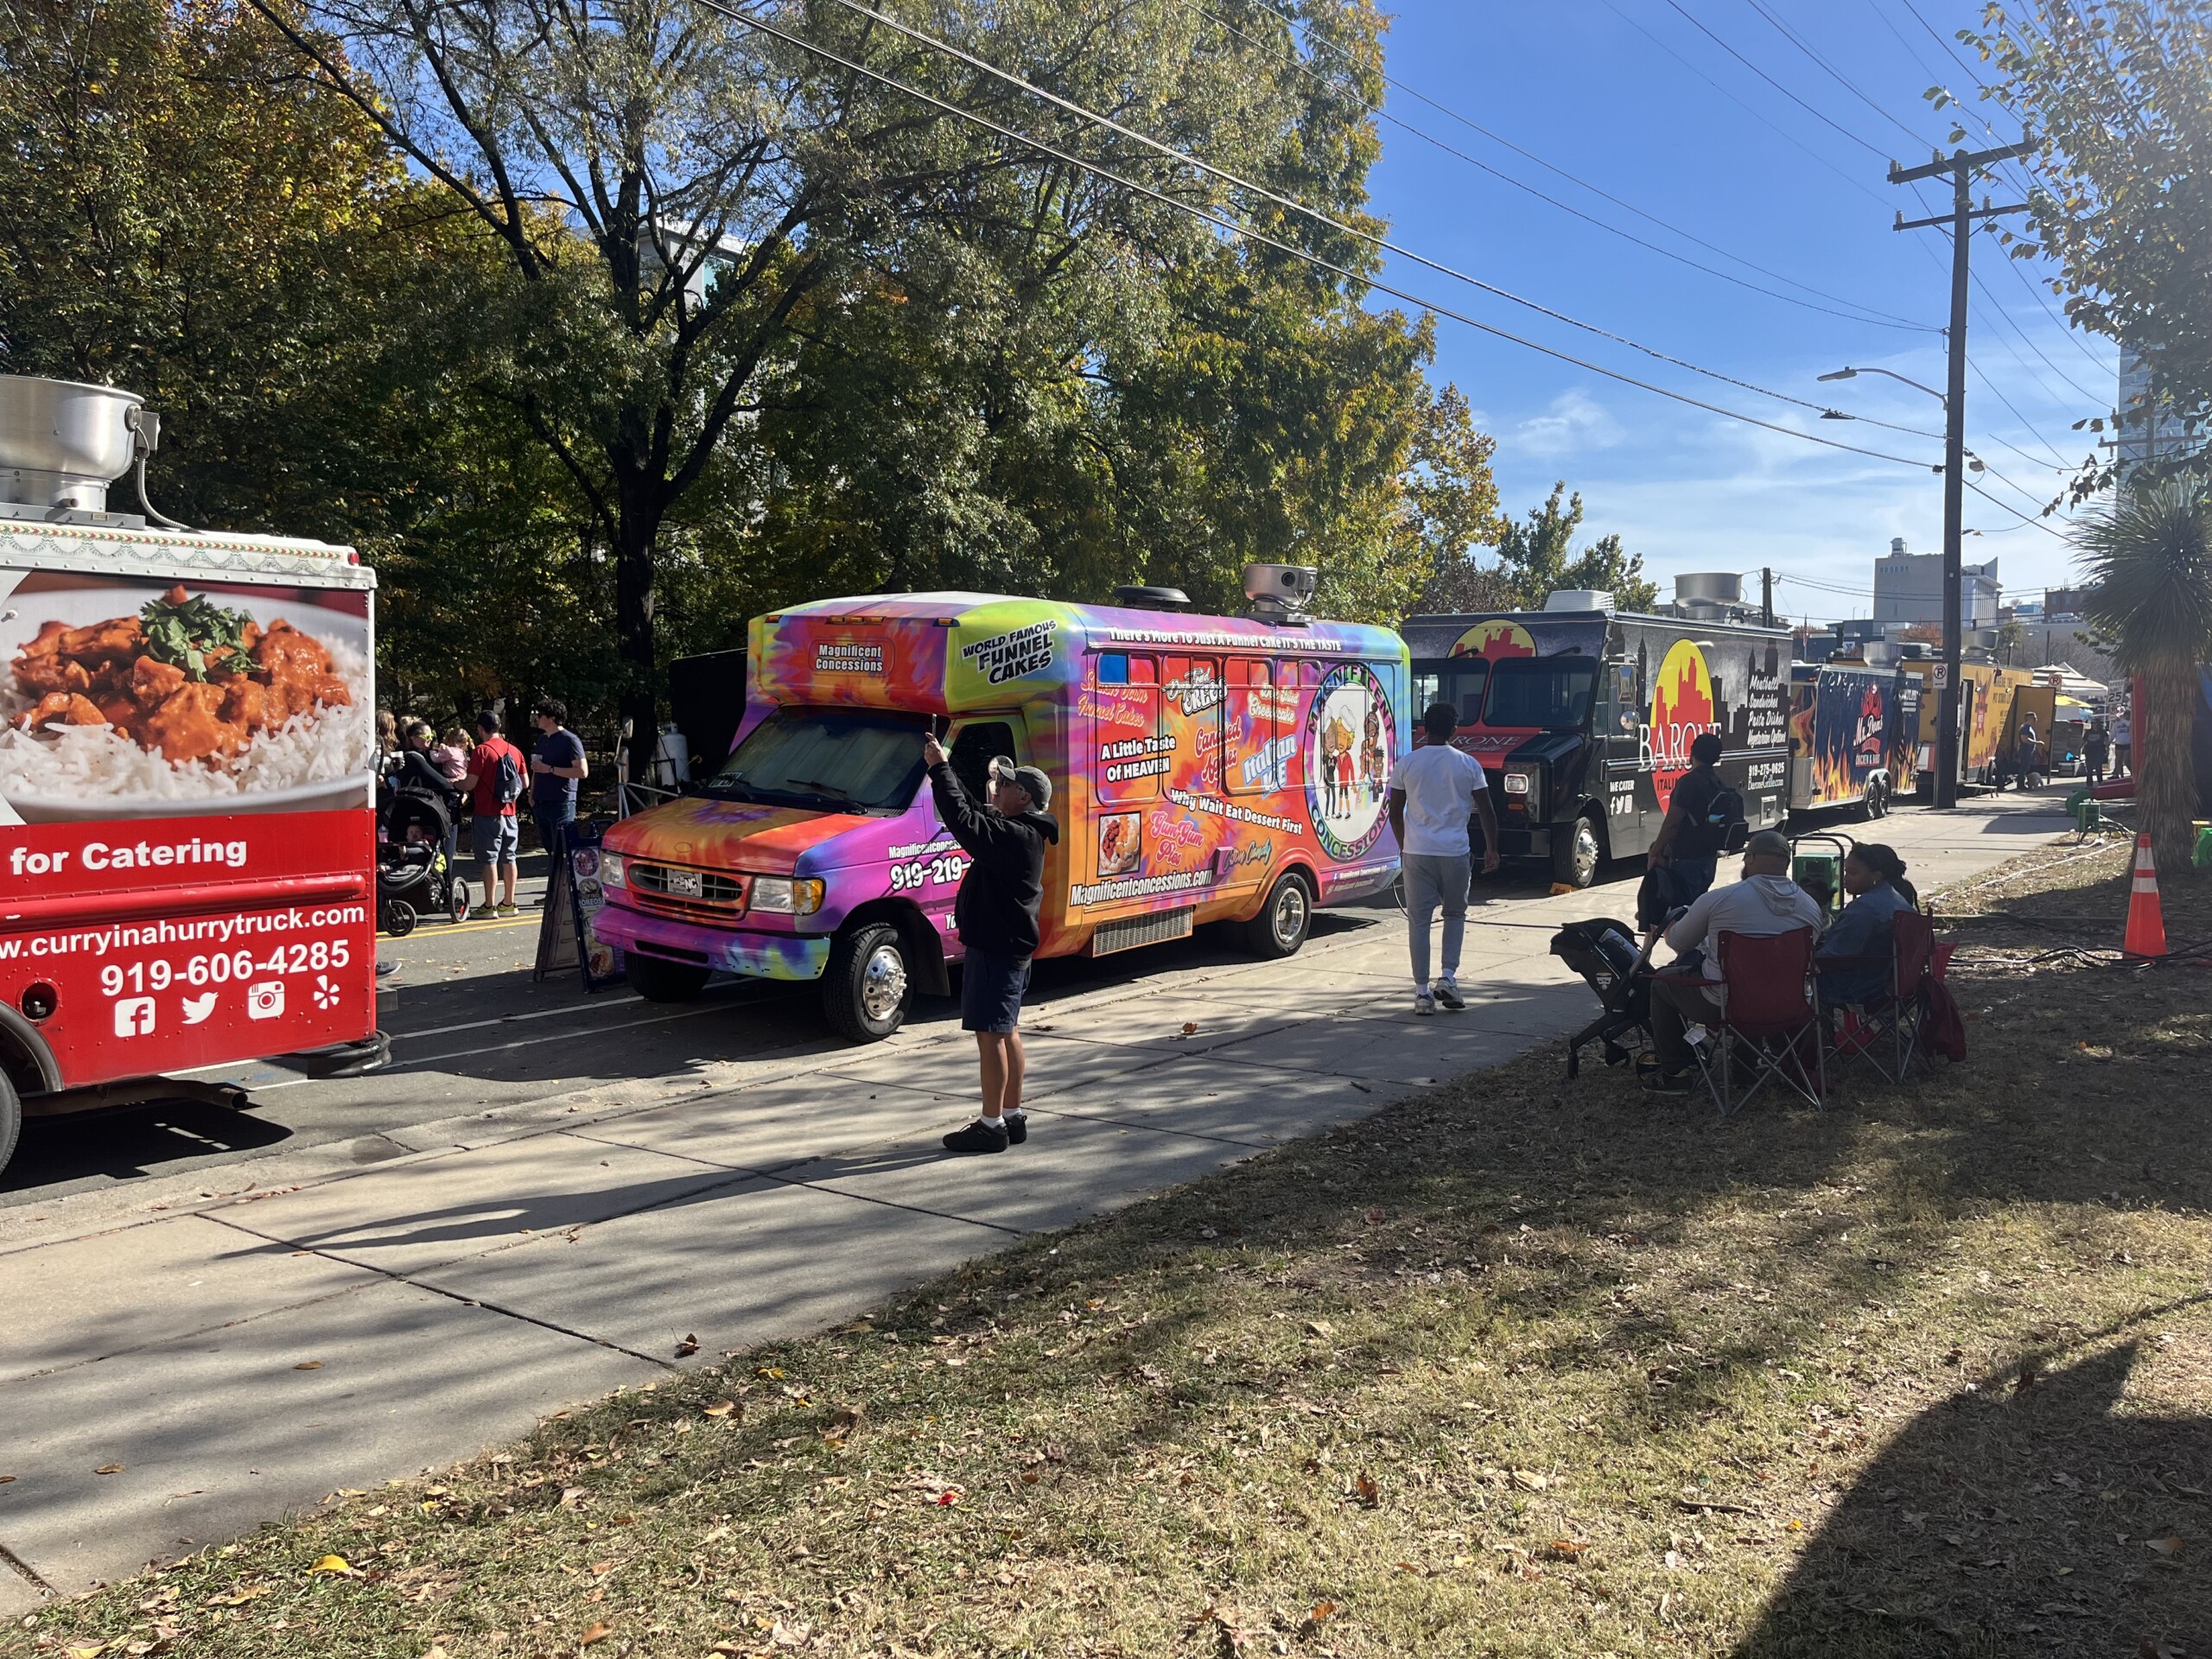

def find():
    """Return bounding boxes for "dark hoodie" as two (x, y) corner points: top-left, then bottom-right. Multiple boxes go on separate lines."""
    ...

(928, 762), (1061, 958)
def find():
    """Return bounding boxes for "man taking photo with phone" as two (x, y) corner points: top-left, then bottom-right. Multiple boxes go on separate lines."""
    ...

(922, 731), (1060, 1154)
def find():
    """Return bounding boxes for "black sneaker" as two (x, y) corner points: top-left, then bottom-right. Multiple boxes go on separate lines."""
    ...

(1004, 1113), (1028, 1146)
(943, 1118), (1010, 1155)
(1433, 980), (1466, 1012)
(1640, 1068), (1696, 1096)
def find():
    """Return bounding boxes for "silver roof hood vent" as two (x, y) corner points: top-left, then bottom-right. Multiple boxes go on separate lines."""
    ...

(0, 375), (187, 529)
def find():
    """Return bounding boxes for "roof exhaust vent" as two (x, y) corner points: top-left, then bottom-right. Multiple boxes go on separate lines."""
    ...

(1113, 584), (1191, 613)
(1243, 563), (1317, 625)
(0, 375), (188, 529)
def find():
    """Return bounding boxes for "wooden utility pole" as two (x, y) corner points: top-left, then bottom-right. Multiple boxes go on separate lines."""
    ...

(1890, 142), (2031, 809)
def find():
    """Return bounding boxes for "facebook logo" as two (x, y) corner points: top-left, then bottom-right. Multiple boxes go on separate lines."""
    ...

(113, 997), (156, 1037)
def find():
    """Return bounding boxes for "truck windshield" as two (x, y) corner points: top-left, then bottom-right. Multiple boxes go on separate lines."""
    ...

(1411, 659), (1490, 728)
(707, 708), (928, 813)
(1481, 658), (1598, 729)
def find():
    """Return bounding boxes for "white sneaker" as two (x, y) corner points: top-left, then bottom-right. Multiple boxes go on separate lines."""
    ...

(1413, 988), (1436, 1016)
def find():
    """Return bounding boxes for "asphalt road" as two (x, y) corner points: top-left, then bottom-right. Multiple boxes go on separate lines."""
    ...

(0, 790), (2081, 1208)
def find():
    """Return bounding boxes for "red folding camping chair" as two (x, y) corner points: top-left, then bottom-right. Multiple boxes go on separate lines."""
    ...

(1691, 927), (1824, 1116)
(1823, 909), (1937, 1084)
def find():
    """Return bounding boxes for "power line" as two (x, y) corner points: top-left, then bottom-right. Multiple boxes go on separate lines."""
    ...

(1594, 0), (1896, 209)
(1659, 0), (1893, 161)
(1738, 0), (1939, 153)
(1190, 0), (1936, 334)
(697, 0), (1941, 470)
(802, 0), (1948, 440)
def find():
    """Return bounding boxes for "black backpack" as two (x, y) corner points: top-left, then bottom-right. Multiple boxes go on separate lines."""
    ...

(1704, 783), (1748, 854)
(493, 745), (525, 806)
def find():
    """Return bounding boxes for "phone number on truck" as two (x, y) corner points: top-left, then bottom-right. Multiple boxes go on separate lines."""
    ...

(99, 938), (353, 996)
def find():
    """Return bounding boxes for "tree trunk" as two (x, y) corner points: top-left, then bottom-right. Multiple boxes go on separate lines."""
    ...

(2141, 665), (2199, 880)
(614, 496), (658, 789)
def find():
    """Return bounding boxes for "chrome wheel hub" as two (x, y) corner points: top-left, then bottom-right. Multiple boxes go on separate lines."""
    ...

(860, 943), (907, 1022)
(1273, 882), (1309, 948)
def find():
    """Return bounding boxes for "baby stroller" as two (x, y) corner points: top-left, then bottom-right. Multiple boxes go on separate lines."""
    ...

(377, 779), (469, 936)
(1550, 916), (1657, 1077)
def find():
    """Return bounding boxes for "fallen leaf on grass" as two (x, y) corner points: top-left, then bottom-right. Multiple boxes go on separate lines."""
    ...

(560, 1486), (588, 1510)
(757, 1367), (785, 1380)
(1297, 1599), (1338, 1637)
(830, 1403), (866, 1434)
(1180, 1022), (1198, 1035)
(588, 1560), (614, 1576)
(207, 1583), (269, 1607)
(307, 1554), (357, 1577)
(2014, 1363), (2039, 1393)
(94, 1464), (124, 1475)
(1546, 1539), (1588, 1560)
(1510, 1469), (1548, 1492)
(2146, 1535), (2183, 1558)
(674, 1333), (700, 1357)
(710, 1645), (746, 1656)
(294, 1360), (322, 1371)
(580, 1620), (612, 1646)
(1303, 1319), (1333, 1339)
(1352, 1471), (1381, 1508)
(702, 1400), (740, 1420)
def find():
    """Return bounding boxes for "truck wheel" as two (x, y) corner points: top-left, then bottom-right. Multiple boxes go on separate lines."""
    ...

(824, 922), (909, 1042)
(1866, 780), (1890, 819)
(1551, 811), (1604, 890)
(626, 951), (710, 1003)
(0, 1072), (17, 1176)
(1242, 872), (1314, 959)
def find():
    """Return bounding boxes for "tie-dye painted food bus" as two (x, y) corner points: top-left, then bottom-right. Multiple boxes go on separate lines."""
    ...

(593, 576), (1408, 1041)
(1402, 595), (1791, 887)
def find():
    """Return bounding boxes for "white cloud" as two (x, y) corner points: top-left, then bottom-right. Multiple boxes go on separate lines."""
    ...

(1513, 389), (1623, 460)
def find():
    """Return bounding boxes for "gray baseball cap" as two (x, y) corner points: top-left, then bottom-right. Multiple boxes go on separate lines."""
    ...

(989, 755), (1052, 810)
(1745, 829), (1792, 859)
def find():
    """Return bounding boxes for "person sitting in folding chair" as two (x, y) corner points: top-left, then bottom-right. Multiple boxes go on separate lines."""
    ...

(1815, 843), (1917, 1007)
(1643, 829), (1824, 1095)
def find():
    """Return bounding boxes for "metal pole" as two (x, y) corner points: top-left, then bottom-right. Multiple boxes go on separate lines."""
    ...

(1935, 158), (1970, 809)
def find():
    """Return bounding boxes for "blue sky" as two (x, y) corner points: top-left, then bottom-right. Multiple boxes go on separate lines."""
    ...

(1359, 0), (2113, 622)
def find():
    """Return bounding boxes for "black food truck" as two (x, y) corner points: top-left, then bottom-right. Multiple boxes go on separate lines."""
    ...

(1784, 661), (1923, 820)
(1403, 596), (1793, 887)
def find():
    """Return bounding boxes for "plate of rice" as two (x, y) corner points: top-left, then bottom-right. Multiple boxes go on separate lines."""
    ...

(0, 581), (373, 824)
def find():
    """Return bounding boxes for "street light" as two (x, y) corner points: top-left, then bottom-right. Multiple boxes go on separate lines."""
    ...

(1818, 365), (1948, 408)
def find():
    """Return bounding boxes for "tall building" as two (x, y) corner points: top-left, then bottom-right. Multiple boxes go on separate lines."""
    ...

(1872, 537), (2000, 628)
(2117, 347), (2181, 477)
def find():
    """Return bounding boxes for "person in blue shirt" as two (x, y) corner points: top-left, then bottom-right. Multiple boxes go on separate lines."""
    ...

(1815, 842), (1918, 1007)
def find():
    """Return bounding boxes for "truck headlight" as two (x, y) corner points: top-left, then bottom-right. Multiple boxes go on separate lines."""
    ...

(749, 876), (825, 915)
(1503, 770), (1532, 796)
(601, 852), (626, 888)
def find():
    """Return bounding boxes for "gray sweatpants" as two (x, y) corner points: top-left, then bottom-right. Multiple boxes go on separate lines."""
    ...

(1403, 851), (1472, 988)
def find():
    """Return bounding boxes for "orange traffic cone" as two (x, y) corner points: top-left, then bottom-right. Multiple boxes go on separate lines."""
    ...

(2123, 832), (2168, 959)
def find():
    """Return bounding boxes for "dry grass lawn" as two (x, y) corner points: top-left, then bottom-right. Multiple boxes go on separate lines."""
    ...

(11, 831), (2210, 1659)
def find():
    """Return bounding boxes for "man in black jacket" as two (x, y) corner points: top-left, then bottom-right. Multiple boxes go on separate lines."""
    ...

(923, 734), (1061, 1154)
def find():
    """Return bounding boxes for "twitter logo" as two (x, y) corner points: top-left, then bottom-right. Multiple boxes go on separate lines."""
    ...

(181, 992), (218, 1026)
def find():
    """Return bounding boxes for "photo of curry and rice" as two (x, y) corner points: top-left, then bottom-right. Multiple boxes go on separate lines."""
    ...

(0, 582), (372, 817)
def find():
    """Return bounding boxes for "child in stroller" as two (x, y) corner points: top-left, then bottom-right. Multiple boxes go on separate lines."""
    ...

(377, 766), (469, 936)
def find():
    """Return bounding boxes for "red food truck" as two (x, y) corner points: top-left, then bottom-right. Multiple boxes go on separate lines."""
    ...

(0, 377), (379, 1173)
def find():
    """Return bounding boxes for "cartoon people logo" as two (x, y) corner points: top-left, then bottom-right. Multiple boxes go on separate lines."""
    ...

(1304, 664), (1392, 861)
(1647, 639), (1716, 814)
(1450, 620), (1537, 660)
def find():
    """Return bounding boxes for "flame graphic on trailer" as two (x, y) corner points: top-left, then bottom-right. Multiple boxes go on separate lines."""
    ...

(1647, 639), (1717, 813)
(1450, 620), (1537, 661)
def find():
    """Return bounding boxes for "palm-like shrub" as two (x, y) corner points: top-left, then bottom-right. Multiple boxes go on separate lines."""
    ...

(2078, 483), (2212, 876)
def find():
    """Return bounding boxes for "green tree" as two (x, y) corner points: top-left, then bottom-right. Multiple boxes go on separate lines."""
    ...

(1488, 482), (1656, 612)
(1969, 0), (2212, 490)
(2078, 482), (2212, 877)
(0, 0), (456, 541)
(251, 0), (1421, 753)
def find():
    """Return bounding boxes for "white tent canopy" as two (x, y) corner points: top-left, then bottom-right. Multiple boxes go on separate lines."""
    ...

(2031, 663), (2109, 703)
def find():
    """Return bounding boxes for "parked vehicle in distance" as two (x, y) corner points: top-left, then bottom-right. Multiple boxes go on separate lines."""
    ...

(1900, 661), (2056, 796)
(594, 569), (1408, 1040)
(0, 375), (380, 1174)
(1402, 594), (1792, 887)
(1784, 661), (1923, 820)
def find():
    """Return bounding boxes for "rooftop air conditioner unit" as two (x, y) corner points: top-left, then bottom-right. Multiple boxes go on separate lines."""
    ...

(1244, 563), (1317, 623)
(1542, 588), (1612, 612)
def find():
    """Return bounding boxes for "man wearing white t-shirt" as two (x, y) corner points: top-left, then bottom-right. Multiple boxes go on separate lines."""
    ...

(1387, 702), (1502, 1015)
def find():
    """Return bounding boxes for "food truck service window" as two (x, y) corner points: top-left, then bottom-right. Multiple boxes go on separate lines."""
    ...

(1224, 658), (1289, 796)
(1164, 656), (1224, 794)
(1094, 653), (1163, 804)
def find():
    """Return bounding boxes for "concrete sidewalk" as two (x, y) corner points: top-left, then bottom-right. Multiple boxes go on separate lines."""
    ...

(0, 796), (2076, 1611)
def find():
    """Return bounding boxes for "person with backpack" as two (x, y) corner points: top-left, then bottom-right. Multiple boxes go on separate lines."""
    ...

(1645, 731), (1737, 916)
(465, 709), (527, 918)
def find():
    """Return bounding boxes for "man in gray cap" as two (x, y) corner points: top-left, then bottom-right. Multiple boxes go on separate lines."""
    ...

(922, 734), (1061, 1153)
(1644, 828), (1823, 1092)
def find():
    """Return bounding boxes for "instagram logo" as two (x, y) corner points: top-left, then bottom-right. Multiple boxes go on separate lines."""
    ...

(246, 981), (285, 1021)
